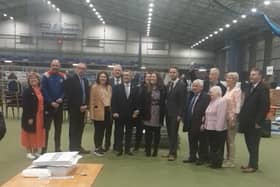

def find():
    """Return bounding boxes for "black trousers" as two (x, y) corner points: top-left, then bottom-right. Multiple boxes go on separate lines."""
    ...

(115, 117), (133, 153)
(145, 126), (161, 154)
(188, 131), (208, 161)
(166, 115), (180, 156)
(244, 128), (261, 169)
(94, 107), (112, 149)
(103, 120), (113, 149)
(69, 108), (86, 151)
(43, 105), (63, 153)
(207, 130), (227, 167)
(134, 120), (144, 149)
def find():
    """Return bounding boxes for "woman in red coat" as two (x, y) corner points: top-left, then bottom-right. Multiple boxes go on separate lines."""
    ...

(21, 72), (45, 159)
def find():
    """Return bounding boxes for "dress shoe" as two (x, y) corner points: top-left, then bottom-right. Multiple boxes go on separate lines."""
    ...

(196, 160), (205, 165)
(209, 164), (222, 169)
(240, 165), (249, 170)
(182, 158), (196, 163)
(168, 155), (176, 161)
(79, 148), (90, 154)
(152, 151), (158, 157)
(242, 167), (257, 173)
(116, 152), (123, 156)
(125, 151), (134, 156)
(93, 149), (104, 157)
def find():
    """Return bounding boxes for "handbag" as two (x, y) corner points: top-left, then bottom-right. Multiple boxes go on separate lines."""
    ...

(0, 112), (7, 141)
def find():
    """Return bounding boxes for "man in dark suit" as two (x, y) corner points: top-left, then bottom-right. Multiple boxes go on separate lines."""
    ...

(109, 64), (123, 151)
(203, 68), (226, 96)
(183, 79), (210, 165)
(239, 68), (270, 173)
(65, 63), (90, 154)
(112, 70), (139, 156)
(165, 67), (187, 161)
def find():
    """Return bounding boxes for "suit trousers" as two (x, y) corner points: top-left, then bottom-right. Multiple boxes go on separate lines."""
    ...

(43, 105), (63, 153)
(188, 130), (208, 161)
(207, 130), (227, 167)
(69, 108), (86, 151)
(115, 117), (133, 153)
(166, 115), (180, 156)
(244, 128), (261, 169)
(144, 126), (161, 154)
(134, 120), (144, 149)
(94, 107), (112, 149)
(103, 121), (112, 149)
(225, 121), (237, 162)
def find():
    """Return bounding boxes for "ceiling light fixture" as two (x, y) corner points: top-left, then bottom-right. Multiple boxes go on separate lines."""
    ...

(251, 8), (257, 13)
(225, 24), (231, 28)
(241, 14), (247, 19)
(219, 28), (224, 31)
(86, 0), (90, 3)
(233, 19), (238, 23)
(264, 1), (271, 5)
(3, 13), (7, 17)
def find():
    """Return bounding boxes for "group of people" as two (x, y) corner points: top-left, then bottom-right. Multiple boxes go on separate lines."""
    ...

(183, 68), (269, 173)
(20, 59), (270, 173)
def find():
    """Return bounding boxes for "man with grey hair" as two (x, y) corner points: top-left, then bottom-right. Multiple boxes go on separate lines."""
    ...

(183, 79), (210, 165)
(203, 68), (226, 96)
(65, 63), (90, 154)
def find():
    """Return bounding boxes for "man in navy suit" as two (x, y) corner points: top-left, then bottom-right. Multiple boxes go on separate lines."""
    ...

(112, 70), (139, 156)
(183, 79), (210, 165)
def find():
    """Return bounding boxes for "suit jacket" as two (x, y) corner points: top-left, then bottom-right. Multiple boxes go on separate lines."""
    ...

(65, 74), (89, 112)
(166, 80), (186, 117)
(183, 91), (210, 133)
(21, 87), (41, 132)
(239, 81), (270, 132)
(139, 86), (167, 125)
(89, 84), (112, 121)
(110, 77), (123, 87)
(111, 82), (139, 120)
(203, 80), (226, 96)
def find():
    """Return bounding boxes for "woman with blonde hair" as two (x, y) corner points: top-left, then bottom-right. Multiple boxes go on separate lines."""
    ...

(21, 72), (45, 159)
(223, 72), (242, 168)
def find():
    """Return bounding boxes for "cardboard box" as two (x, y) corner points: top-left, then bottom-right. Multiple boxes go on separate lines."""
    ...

(270, 89), (280, 106)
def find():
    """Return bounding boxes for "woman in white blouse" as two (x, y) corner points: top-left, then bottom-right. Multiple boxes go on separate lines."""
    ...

(203, 86), (227, 169)
(223, 72), (242, 168)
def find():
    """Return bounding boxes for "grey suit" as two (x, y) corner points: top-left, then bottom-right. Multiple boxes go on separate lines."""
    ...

(165, 79), (186, 156)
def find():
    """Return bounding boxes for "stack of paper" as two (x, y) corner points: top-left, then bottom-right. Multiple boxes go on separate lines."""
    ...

(22, 152), (82, 178)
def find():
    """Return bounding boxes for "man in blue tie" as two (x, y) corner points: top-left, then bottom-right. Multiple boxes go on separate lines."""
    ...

(183, 79), (210, 165)
(65, 63), (90, 154)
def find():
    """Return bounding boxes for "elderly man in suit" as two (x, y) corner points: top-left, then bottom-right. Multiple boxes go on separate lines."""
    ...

(112, 70), (139, 156)
(239, 68), (270, 173)
(65, 63), (90, 154)
(183, 79), (210, 165)
(165, 67), (186, 161)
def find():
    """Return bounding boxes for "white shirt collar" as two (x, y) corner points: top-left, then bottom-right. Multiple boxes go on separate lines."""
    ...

(172, 78), (179, 86)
